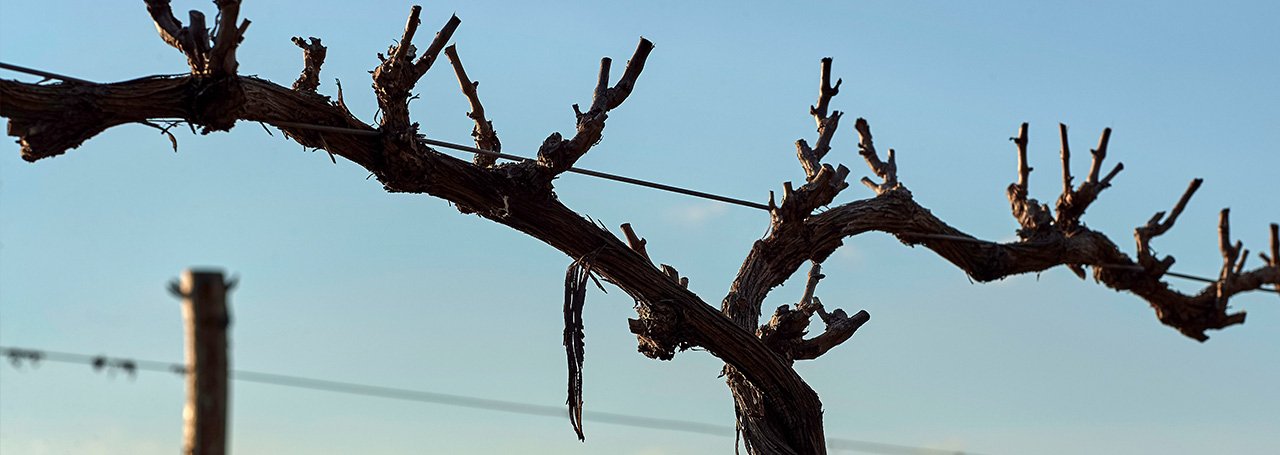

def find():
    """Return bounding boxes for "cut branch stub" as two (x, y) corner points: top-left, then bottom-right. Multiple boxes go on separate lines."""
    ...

(1134, 178), (1202, 276)
(207, 0), (248, 77)
(596, 38), (653, 112)
(757, 263), (868, 362)
(794, 306), (869, 361)
(1012, 122), (1032, 190)
(809, 57), (841, 120)
(372, 7), (461, 131)
(619, 223), (686, 287)
(1268, 223), (1280, 298)
(855, 118), (901, 196)
(443, 45), (501, 167)
(1055, 125), (1124, 232)
(773, 59), (858, 228)
(619, 223), (652, 264)
(144, 0), (249, 77)
(1217, 209), (1244, 310)
(291, 37), (327, 93)
(660, 264), (690, 288)
(796, 57), (843, 181)
(797, 263), (825, 312)
(1059, 123), (1073, 197)
(536, 38), (654, 174)
(772, 164), (850, 228)
(1007, 123), (1055, 239)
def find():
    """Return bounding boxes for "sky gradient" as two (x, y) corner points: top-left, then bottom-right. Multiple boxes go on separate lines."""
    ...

(2, 1), (1278, 454)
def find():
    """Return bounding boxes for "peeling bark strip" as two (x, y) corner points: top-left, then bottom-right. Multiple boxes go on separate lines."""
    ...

(2, 4), (1277, 454)
(562, 253), (600, 440)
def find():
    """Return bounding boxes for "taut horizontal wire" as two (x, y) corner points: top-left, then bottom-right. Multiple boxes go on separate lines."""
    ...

(0, 61), (93, 84)
(269, 121), (773, 210)
(873, 233), (1279, 293)
(2, 61), (1274, 292)
(0, 346), (978, 455)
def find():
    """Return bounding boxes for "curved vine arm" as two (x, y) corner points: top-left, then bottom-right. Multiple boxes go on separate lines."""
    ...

(0, 4), (826, 453)
(728, 62), (1277, 348)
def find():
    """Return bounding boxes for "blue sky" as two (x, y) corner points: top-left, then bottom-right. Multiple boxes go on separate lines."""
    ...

(2, 1), (1277, 454)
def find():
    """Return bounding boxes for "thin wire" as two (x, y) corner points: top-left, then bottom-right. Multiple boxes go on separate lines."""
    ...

(268, 121), (772, 210)
(0, 61), (93, 84)
(265, 120), (771, 210)
(3, 61), (1273, 292)
(0, 346), (979, 455)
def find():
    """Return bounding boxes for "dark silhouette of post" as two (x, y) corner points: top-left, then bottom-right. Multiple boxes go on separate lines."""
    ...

(171, 269), (233, 455)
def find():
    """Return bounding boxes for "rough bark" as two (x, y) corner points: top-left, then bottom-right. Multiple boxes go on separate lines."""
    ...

(2, 3), (1276, 454)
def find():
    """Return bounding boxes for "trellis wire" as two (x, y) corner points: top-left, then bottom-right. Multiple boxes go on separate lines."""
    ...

(0, 346), (977, 455)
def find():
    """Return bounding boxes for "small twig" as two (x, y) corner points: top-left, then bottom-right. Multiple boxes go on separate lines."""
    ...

(619, 223), (652, 264)
(138, 120), (180, 153)
(1006, 122), (1056, 238)
(1087, 128), (1112, 183)
(536, 38), (654, 174)
(1234, 249), (1250, 276)
(335, 79), (348, 109)
(1268, 225), (1280, 296)
(1218, 209), (1242, 292)
(798, 263), (824, 312)
(443, 44), (501, 167)
(603, 38), (654, 111)
(390, 6), (424, 66)
(855, 118), (899, 195)
(1053, 124), (1123, 231)
(372, 10), (460, 130)
(1144, 179), (1203, 237)
(809, 57), (842, 120)
(1013, 122), (1031, 191)
(317, 134), (338, 164)
(412, 14), (462, 78)
(796, 58), (843, 181)
(1059, 123), (1072, 195)
(793, 308), (870, 361)
(588, 57), (613, 114)
(1133, 178), (1203, 274)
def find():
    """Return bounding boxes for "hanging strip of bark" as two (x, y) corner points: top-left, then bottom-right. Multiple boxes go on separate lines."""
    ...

(563, 251), (602, 440)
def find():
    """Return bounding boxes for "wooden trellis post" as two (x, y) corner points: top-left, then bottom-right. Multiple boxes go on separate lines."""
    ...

(170, 268), (234, 455)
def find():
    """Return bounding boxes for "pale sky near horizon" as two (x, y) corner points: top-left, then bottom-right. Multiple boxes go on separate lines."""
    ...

(2, 1), (1278, 454)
